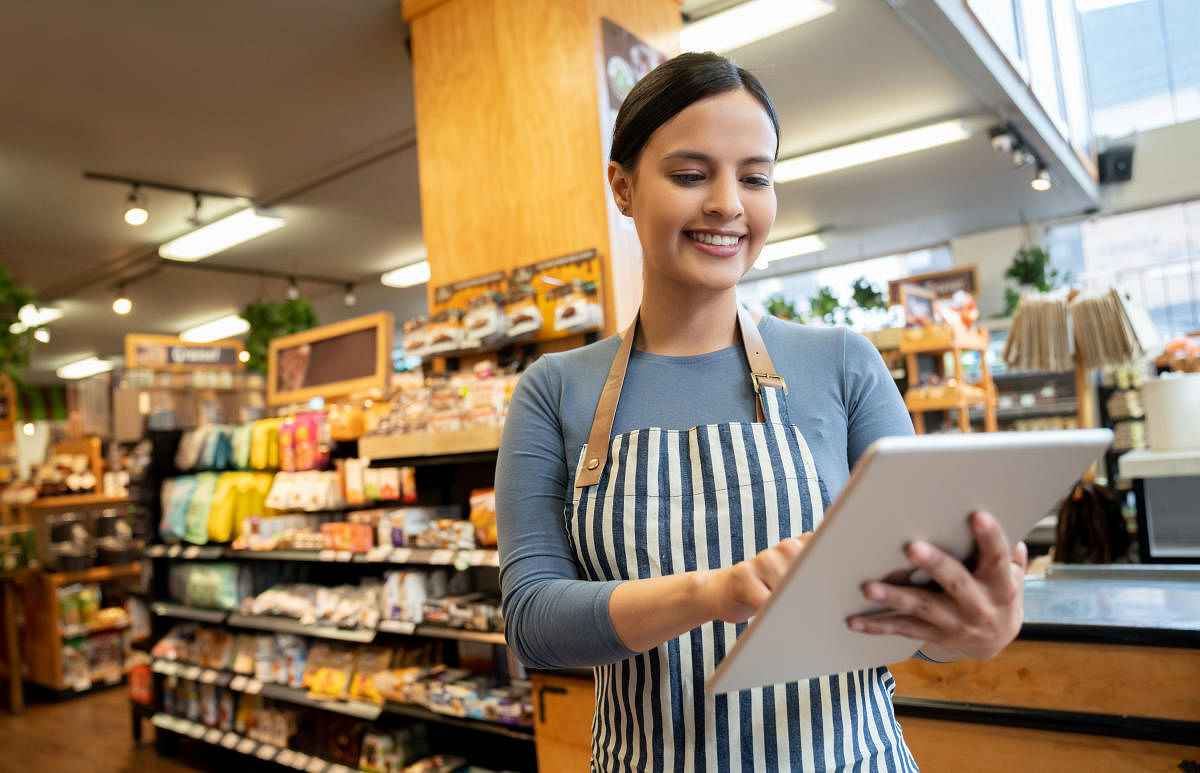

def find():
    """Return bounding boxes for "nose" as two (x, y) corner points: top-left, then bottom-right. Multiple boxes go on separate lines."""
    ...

(703, 172), (744, 220)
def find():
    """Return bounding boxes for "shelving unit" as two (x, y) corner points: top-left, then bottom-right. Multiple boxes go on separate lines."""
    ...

(358, 427), (502, 460)
(146, 543), (501, 568)
(899, 327), (997, 433)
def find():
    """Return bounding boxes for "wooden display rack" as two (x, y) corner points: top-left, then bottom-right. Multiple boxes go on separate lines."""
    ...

(900, 325), (997, 434)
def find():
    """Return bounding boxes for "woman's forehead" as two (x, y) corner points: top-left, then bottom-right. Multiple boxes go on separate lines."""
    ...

(645, 90), (778, 160)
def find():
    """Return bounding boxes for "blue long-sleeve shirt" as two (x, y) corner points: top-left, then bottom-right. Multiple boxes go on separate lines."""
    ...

(496, 316), (914, 669)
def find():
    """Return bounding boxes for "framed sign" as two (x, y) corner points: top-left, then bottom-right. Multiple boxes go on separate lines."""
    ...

(268, 312), (393, 406)
(125, 334), (244, 371)
(898, 284), (937, 327)
(888, 265), (979, 304)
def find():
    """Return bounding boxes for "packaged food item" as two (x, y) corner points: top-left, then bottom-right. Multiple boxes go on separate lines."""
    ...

(401, 467), (417, 503)
(462, 292), (508, 348)
(378, 467), (401, 501)
(277, 634), (308, 687)
(232, 633), (257, 674)
(426, 309), (464, 354)
(184, 562), (242, 610)
(201, 682), (219, 727)
(328, 404), (366, 442)
(359, 731), (395, 773)
(349, 647), (394, 705)
(402, 316), (430, 360)
(468, 488), (497, 547)
(306, 644), (356, 700)
(552, 279), (593, 332)
(363, 467), (383, 501)
(505, 286), (542, 340)
(278, 417), (297, 472)
(184, 472), (222, 545)
(294, 411), (329, 471)
(341, 458), (367, 505)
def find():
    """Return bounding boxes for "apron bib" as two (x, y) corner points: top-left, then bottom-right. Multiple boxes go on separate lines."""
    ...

(568, 308), (918, 772)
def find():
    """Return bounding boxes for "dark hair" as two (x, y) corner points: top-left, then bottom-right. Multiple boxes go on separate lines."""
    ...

(610, 52), (780, 170)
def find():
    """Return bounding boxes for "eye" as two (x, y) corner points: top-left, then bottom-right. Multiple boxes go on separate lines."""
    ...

(743, 175), (772, 188)
(670, 173), (704, 185)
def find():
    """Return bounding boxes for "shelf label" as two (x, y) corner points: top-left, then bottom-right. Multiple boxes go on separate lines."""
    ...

(366, 546), (391, 562)
(276, 750), (296, 767)
(204, 728), (223, 744)
(168, 545), (183, 558)
(306, 757), (328, 773)
(336, 550), (353, 562)
(390, 548), (412, 563)
(200, 669), (218, 684)
(256, 744), (279, 761)
(221, 733), (240, 749)
(318, 550), (337, 562)
(187, 724), (206, 739)
(236, 737), (258, 755)
(182, 546), (201, 559)
(467, 550), (487, 566)
(289, 752), (312, 770)
(380, 620), (416, 635)
(430, 549), (454, 565)
(183, 666), (203, 681)
(245, 679), (263, 695)
(230, 675), (248, 692)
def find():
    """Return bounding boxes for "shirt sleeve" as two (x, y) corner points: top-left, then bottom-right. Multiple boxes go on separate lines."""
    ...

(495, 356), (635, 669)
(842, 328), (915, 468)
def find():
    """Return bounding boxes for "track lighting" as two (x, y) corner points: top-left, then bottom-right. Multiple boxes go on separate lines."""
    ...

(1011, 148), (1036, 168)
(124, 186), (149, 226)
(33, 328), (50, 343)
(238, 350), (251, 364)
(113, 286), (133, 315)
(1031, 166), (1052, 192)
(343, 284), (357, 307)
(286, 278), (301, 301)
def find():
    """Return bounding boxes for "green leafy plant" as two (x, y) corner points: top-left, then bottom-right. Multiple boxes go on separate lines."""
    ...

(0, 267), (38, 385)
(764, 295), (803, 323)
(241, 298), (319, 372)
(850, 277), (887, 311)
(1004, 246), (1070, 316)
(809, 286), (841, 325)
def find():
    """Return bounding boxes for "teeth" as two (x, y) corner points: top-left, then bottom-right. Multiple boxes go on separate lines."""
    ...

(688, 231), (741, 247)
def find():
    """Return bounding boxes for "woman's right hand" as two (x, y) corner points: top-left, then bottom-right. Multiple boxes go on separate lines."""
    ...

(696, 534), (812, 624)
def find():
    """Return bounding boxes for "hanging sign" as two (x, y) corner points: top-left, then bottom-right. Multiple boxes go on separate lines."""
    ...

(125, 334), (244, 371)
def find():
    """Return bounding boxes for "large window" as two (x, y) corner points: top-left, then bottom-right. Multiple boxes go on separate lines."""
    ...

(1078, 0), (1200, 138)
(1047, 199), (1200, 337)
(737, 246), (954, 327)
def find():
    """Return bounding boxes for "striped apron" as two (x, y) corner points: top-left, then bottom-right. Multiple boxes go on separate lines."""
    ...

(569, 308), (919, 772)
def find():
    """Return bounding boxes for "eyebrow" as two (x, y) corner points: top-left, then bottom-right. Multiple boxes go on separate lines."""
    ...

(662, 150), (773, 165)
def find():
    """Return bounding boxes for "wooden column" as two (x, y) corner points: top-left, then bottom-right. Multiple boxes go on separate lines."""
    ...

(403, 0), (681, 336)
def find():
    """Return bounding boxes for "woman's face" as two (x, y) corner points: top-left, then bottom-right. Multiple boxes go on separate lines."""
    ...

(610, 88), (778, 296)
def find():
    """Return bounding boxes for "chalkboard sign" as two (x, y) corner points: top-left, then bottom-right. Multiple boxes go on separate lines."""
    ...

(888, 265), (979, 304)
(268, 312), (393, 406)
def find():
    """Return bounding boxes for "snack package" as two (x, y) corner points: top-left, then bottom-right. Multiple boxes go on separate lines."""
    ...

(468, 488), (497, 547)
(254, 634), (278, 683)
(277, 634), (307, 687)
(278, 417), (297, 473)
(402, 316), (430, 360)
(328, 404), (366, 442)
(384, 571), (428, 624)
(359, 731), (396, 773)
(349, 647), (394, 705)
(462, 292), (508, 348)
(552, 280), (592, 332)
(505, 287), (542, 341)
(294, 412), (329, 471)
(184, 563), (241, 610)
(306, 645), (356, 700)
(426, 309), (464, 355)
(184, 472), (222, 545)
(232, 634), (257, 674)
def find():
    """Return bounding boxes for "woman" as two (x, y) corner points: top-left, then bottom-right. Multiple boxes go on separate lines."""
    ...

(497, 52), (1025, 772)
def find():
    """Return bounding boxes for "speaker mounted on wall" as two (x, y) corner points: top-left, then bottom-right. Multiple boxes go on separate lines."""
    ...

(1098, 145), (1134, 183)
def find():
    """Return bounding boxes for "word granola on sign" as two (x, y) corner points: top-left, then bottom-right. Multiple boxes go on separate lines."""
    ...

(511, 248), (599, 284)
(433, 271), (507, 304)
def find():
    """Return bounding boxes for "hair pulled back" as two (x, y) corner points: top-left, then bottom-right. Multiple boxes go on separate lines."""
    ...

(610, 52), (780, 170)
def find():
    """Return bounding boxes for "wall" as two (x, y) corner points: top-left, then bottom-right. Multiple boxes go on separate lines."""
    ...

(949, 224), (1040, 320)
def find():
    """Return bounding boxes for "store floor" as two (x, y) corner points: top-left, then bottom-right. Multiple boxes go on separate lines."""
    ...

(0, 688), (224, 773)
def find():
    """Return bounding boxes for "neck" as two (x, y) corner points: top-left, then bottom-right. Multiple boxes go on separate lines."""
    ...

(635, 280), (741, 356)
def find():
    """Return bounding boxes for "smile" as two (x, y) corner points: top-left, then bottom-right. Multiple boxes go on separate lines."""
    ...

(685, 231), (744, 247)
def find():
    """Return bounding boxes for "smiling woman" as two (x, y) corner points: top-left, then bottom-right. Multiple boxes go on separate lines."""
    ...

(496, 52), (1024, 773)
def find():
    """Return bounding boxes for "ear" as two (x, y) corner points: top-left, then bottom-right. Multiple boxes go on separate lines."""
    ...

(608, 161), (633, 216)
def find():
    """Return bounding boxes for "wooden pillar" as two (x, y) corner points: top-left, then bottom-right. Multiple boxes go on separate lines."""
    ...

(403, 0), (682, 336)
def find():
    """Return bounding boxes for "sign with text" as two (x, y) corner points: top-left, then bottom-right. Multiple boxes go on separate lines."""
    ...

(125, 334), (243, 371)
(268, 312), (393, 406)
(888, 266), (979, 303)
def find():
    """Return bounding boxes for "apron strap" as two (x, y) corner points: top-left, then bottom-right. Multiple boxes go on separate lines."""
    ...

(574, 306), (787, 488)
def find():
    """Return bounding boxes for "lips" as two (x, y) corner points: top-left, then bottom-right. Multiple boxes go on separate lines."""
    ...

(684, 230), (745, 257)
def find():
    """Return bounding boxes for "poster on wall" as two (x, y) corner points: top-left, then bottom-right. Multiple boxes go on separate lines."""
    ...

(268, 312), (393, 406)
(599, 18), (665, 184)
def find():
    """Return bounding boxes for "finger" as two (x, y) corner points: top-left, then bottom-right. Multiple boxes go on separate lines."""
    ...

(906, 539), (987, 615)
(1012, 540), (1029, 571)
(752, 542), (799, 589)
(862, 582), (961, 633)
(847, 613), (940, 642)
(970, 512), (1014, 579)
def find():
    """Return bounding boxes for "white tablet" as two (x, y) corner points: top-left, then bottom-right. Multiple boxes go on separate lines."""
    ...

(707, 428), (1112, 694)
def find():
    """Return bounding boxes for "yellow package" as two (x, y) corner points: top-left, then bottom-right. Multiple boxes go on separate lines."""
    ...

(208, 473), (239, 543)
(249, 418), (283, 470)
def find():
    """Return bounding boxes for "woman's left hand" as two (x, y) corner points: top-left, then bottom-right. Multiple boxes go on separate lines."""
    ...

(847, 511), (1027, 663)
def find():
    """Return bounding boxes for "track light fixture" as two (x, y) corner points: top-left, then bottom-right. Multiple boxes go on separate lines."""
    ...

(343, 284), (357, 307)
(286, 278), (301, 301)
(1031, 166), (1053, 192)
(124, 186), (149, 226)
(33, 328), (50, 343)
(113, 286), (133, 315)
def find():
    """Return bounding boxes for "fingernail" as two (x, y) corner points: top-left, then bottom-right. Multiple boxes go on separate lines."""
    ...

(865, 583), (886, 601)
(909, 541), (931, 561)
(849, 619), (865, 632)
(975, 512), (994, 530)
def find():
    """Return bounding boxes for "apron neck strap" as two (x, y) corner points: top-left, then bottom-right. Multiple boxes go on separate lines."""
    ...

(574, 306), (786, 488)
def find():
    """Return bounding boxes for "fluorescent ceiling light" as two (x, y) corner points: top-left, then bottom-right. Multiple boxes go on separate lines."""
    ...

(57, 357), (114, 380)
(681, 0), (835, 53)
(1075, 0), (1146, 12)
(381, 260), (431, 288)
(754, 234), (826, 270)
(180, 314), (250, 343)
(10, 305), (63, 334)
(159, 207), (285, 261)
(775, 120), (972, 182)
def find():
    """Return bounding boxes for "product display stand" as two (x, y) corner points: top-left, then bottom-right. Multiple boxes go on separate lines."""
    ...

(901, 327), (997, 434)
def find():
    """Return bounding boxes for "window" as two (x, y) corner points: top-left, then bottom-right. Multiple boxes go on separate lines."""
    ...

(737, 246), (954, 327)
(1047, 199), (1200, 337)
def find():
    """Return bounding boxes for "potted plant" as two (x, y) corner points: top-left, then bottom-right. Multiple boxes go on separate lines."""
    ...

(809, 286), (841, 325)
(241, 298), (319, 372)
(764, 295), (804, 323)
(0, 267), (38, 385)
(1004, 246), (1068, 316)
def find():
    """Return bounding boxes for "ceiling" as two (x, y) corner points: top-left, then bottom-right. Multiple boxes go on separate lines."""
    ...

(2, 0), (1097, 383)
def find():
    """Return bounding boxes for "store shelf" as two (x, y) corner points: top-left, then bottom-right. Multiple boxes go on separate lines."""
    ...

(384, 701), (534, 741)
(970, 401), (1079, 421)
(151, 602), (229, 624)
(61, 619), (131, 638)
(150, 713), (356, 773)
(226, 613), (377, 643)
(1118, 448), (1200, 479)
(25, 494), (130, 511)
(358, 428), (502, 461)
(899, 327), (990, 354)
(45, 563), (142, 587)
(905, 384), (989, 413)
(410, 625), (505, 645)
(151, 546), (502, 569)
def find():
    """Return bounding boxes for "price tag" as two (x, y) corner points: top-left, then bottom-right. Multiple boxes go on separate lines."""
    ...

(236, 737), (258, 755)
(276, 750), (296, 767)
(256, 744), (278, 761)
(306, 757), (328, 773)
(221, 733), (240, 749)
(329, 766), (355, 773)
(168, 545), (182, 558)
(230, 675), (248, 692)
(430, 549), (455, 565)
(289, 752), (312, 770)
(200, 670), (218, 684)
(336, 550), (353, 562)
(366, 546), (390, 562)
(381, 620), (416, 635)
(468, 550), (487, 565)
(318, 550), (337, 562)
(182, 545), (201, 559)
(390, 547), (412, 563)
(187, 724), (206, 739)
(204, 728), (223, 744)
(486, 551), (501, 567)
(245, 679), (264, 695)
(184, 666), (203, 681)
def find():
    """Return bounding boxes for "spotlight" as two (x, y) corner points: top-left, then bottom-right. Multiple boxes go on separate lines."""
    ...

(1012, 148), (1036, 168)
(286, 278), (300, 301)
(238, 350), (250, 364)
(1031, 166), (1052, 192)
(113, 286), (133, 315)
(343, 284), (357, 307)
(22, 422), (35, 437)
(988, 127), (1016, 154)
(123, 186), (149, 226)
(187, 191), (203, 227)
(34, 328), (50, 343)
